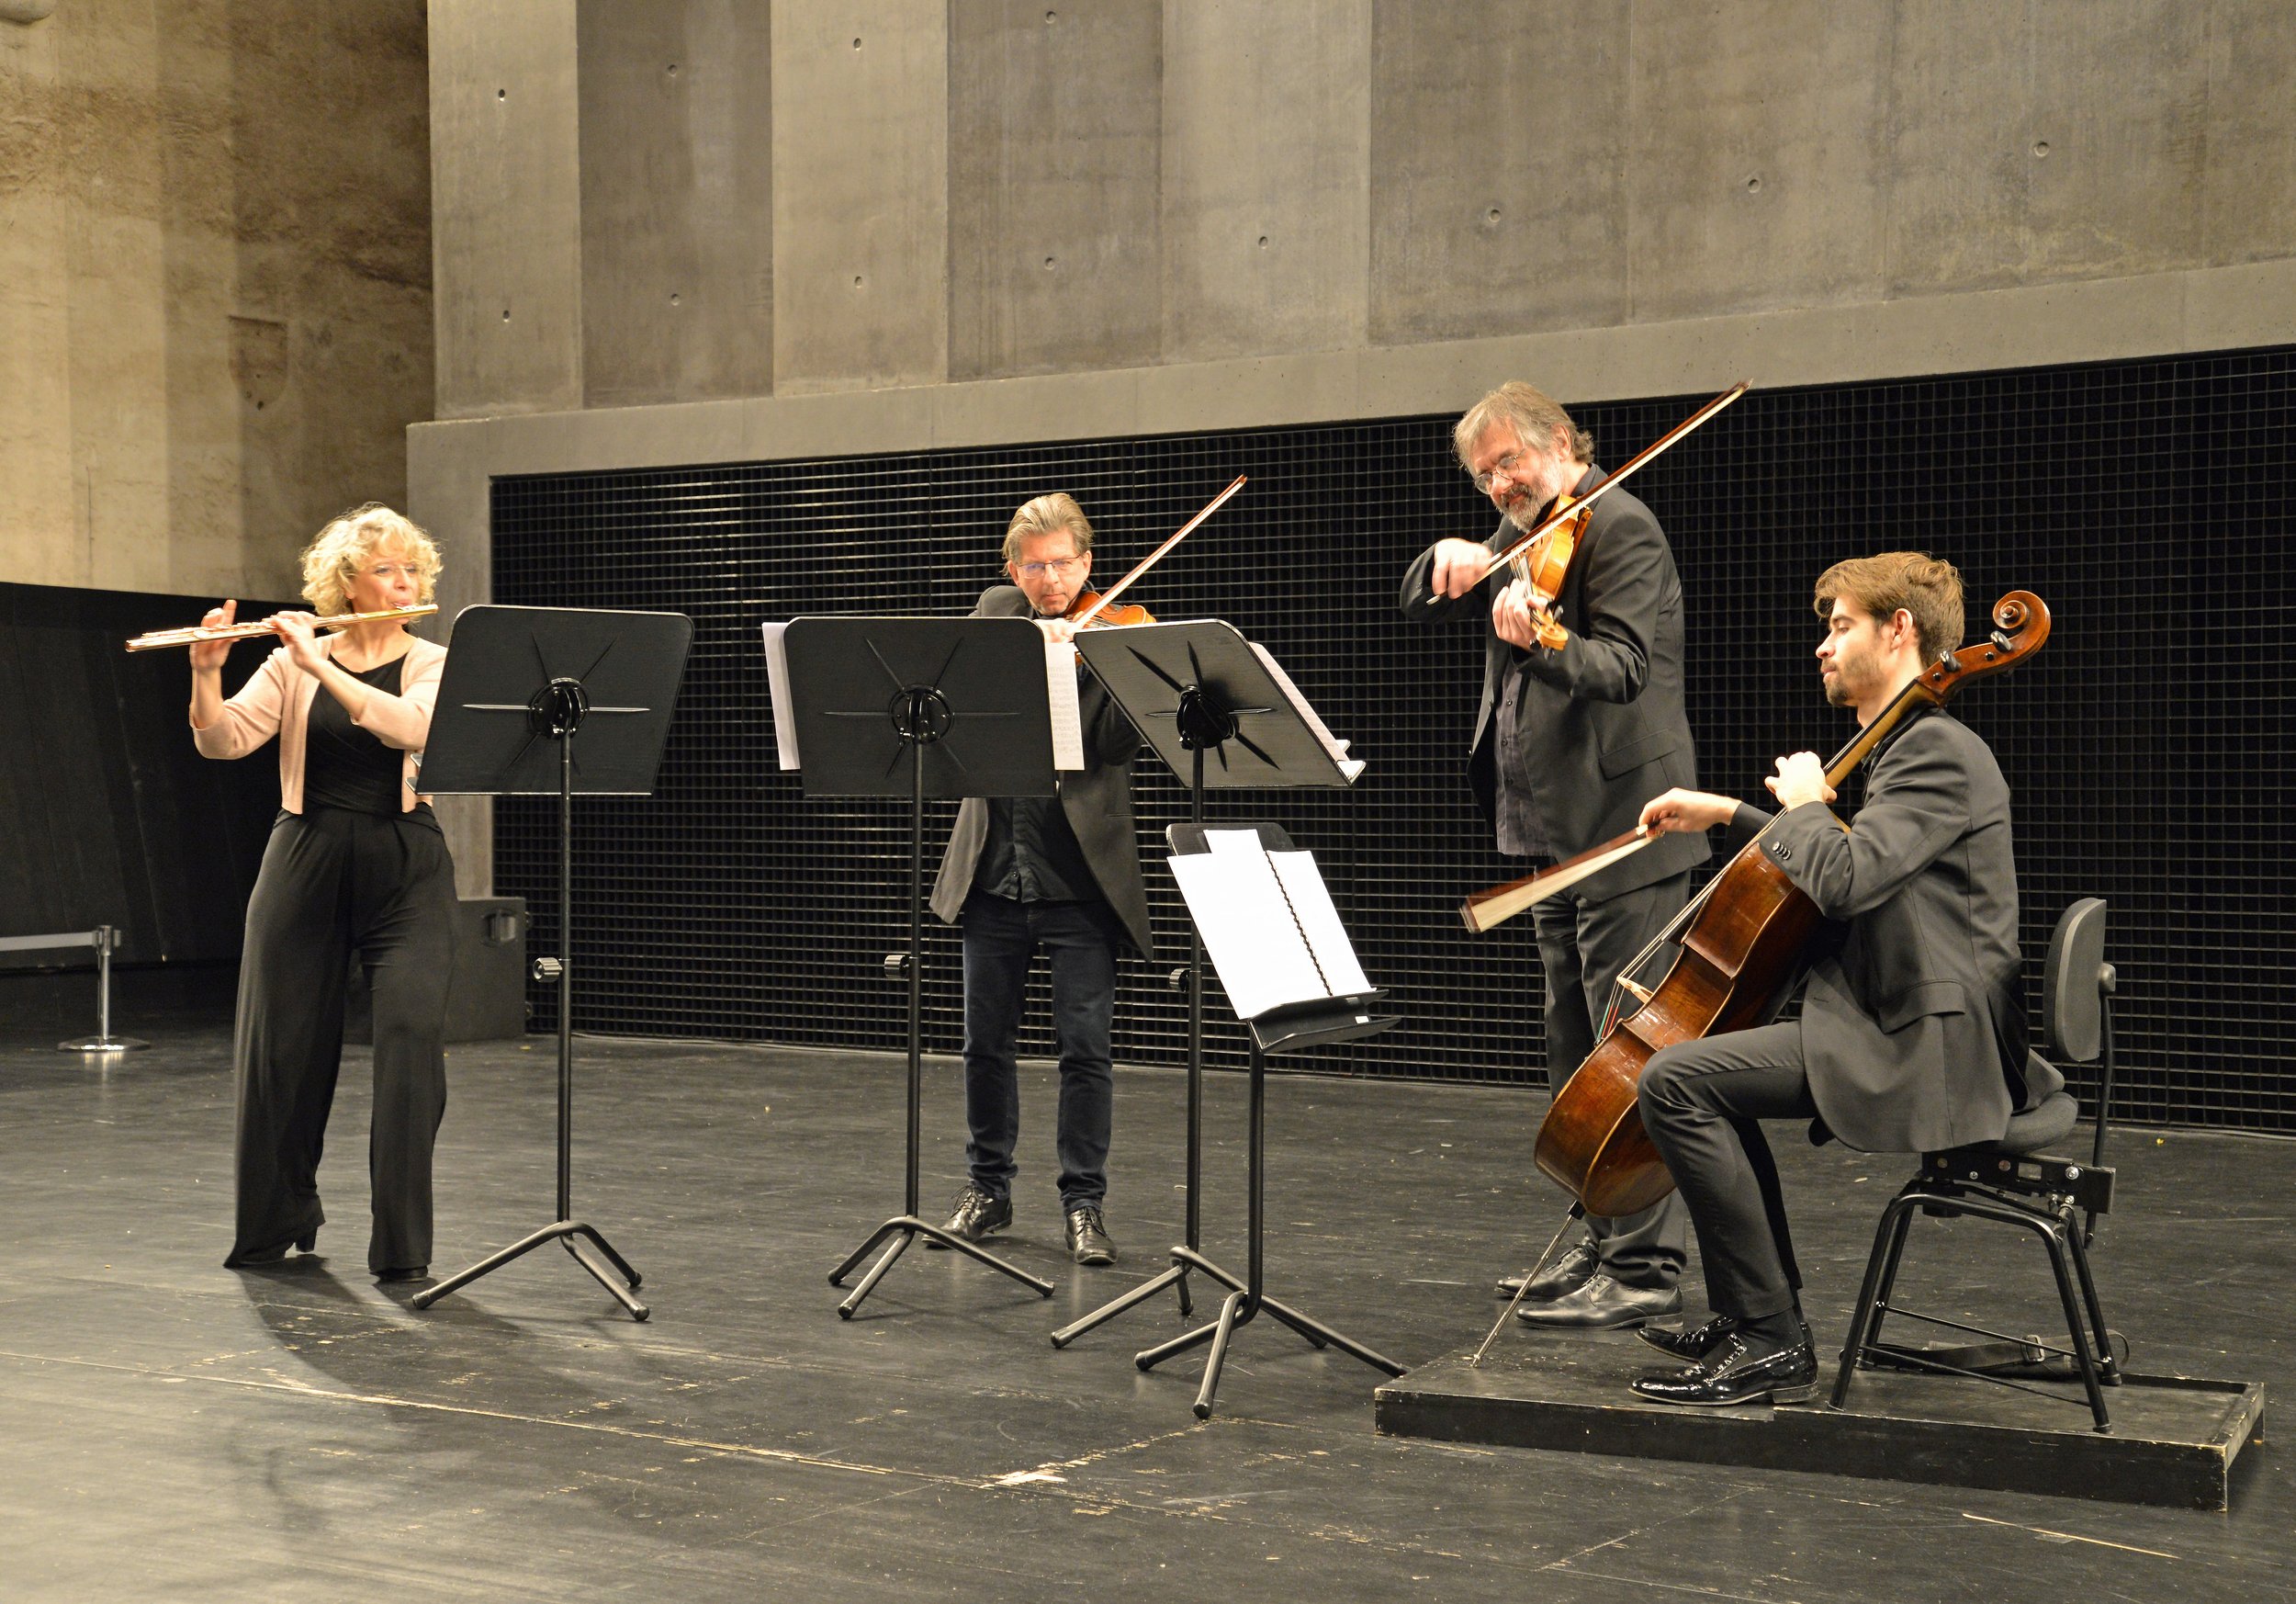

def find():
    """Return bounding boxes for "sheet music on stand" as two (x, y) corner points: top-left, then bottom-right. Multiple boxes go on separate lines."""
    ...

(1169, 829), (1373, 1022)
(762, 620), (1083, 772)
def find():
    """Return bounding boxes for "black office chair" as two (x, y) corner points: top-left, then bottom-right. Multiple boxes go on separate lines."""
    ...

(1828, 898), (2122, 1431)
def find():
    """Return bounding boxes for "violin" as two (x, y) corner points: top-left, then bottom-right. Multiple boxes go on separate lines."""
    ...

(1060, 590), (1154, 628)
(1060, 474), (1246, 629)
(1507, 493), (1593, 651)
(1534, 591), (2054, 1219)
(1474, 383), (1752, 649)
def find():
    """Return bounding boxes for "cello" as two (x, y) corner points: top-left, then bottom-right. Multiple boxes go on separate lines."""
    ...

(1469, 590), (2053, 1361)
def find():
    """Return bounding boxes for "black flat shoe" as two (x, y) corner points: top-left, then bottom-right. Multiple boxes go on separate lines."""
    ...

(1515, 1274), (1681, 1330)
(1064, 1205), (1118, 1267)
(224, 1227), (318, 1269)
(1638, 1313), (1738, 1361)
(1494, 1239), (1599, 1302)
(1630, 1334), (1818, 1407)
(923, 1183), (1010, 1248)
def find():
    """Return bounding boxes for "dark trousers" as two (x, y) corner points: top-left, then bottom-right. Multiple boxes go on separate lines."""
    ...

(1530, 870), (1693, 1286)
(227, 808), (456, 1274)
(958, 889), (1119, 1212)
(1637, 1022), (1814, 1322)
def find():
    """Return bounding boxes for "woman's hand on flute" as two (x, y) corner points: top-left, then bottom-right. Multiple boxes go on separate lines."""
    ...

(189, 602), (237, 673)
(270, 612), (330, 676)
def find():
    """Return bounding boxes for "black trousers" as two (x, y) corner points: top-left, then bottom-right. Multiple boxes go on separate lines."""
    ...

(225, 808), (456, 1274)
(1636, 1022), (1814, 1323)
(1530, 871), (1693, 1286)
(957, 890), (1120, 1212)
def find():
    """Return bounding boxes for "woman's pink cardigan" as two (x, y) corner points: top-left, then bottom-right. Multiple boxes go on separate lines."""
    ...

(190, 636), (446, 813)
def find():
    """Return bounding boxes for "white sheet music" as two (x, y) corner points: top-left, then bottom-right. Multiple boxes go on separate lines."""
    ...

(760, 621), (801, 770)
(1268, 851), (1373, 997)
(1248, 642), (1364, 782)
(1045, 638), (1086, 772)
(1171, 834), (1371, 1020)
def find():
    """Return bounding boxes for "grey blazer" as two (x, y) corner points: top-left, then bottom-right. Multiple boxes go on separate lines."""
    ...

(927, 586), (1156, 957)
(1731, 709), (2030, 1154)
(1399, 468), (1708, 901)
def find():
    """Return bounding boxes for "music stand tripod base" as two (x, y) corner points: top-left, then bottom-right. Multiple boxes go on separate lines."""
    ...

(412, 1219), (647, 1319)
(1132, 1002), (1404, 1419)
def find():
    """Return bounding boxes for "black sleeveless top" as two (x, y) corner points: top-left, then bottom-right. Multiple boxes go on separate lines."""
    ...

(304, 655), (434, 824)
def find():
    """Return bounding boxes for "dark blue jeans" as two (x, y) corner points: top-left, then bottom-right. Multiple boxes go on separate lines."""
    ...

(958, 889), (1120, 1211)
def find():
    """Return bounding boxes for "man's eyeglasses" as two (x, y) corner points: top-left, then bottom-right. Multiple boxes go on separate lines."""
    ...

(1471, 450), (1533, 496)
(1015, 557), (1086, 579)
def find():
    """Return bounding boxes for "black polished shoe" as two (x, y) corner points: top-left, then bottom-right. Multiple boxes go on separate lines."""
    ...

(1064, 1206), (1118, 1267)
(1630, 1333), (1818, 1406)
(375, 1265), (429, 1284)
(1515, 1273), (1681, 1329)
(1638, 1313), (1739, 1361)
(923, 1183), (1011, 1248)
(1494, 1239), (1599, 1302)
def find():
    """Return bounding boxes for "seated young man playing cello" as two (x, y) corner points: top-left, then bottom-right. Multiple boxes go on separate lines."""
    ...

(1628, 552), (2032, 1406)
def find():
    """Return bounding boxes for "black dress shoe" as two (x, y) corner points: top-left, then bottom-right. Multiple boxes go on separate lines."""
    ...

(224, 1227), (319, 1269)
(375, 1265), (429, 1284)
(1638, 1313), (1738, 1361)
(1515, 1273), (1681, 1329)
(924, 1183), (1010, 1248)
(1494, 1239), (1599, 1302)
(1064, 1206), (1118, 1267)
(1630, 1333), (1818, 1406)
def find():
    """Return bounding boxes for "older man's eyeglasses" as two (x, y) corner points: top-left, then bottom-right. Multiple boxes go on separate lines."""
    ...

(1016, 557), (1086, 579)
(1471, 450), (1535, 496)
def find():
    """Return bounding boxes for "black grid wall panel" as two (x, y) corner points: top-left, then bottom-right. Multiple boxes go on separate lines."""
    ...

(491, 346), (2296, 1134)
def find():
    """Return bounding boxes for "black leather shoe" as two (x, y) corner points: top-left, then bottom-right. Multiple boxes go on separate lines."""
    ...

(1638, 1313), (1739, 1361)
(924, 1183), (1010, 1248)
(1064, 1206), (1118, 1267)
(1494, 1239), (1599, 1302)
(1515, 1273), (1681, 1329)
(224, 1226), (319, 1269)
(1630, 1334), (1818, 1406)
(375, 1265), (429, 1284)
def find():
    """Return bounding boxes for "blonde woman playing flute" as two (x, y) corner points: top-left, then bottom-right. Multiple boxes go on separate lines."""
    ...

(192, 504), (455, 1282)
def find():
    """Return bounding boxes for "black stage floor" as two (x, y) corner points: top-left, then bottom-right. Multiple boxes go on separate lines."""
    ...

(2, 991), (2290, 1601)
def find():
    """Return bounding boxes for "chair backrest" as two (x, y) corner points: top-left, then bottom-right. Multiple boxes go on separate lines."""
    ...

(2042, 898), (2109, 1065)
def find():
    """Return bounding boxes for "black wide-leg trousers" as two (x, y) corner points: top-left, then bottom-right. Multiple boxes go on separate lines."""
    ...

(226, 808), (456, 1274)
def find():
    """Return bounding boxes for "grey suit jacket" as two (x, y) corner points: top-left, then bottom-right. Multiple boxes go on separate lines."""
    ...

(927, 586), (1156, 956)
(1730, 709), (2029, 1154)
(1398, 468), (1708, 901)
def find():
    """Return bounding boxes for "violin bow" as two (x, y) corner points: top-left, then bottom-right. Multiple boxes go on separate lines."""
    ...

(1067, 474), (1247, 628)
(1475, 382), (1750, 585)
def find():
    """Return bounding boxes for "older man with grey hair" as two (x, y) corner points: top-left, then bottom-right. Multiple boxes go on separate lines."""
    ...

(1400, 382), (1708, 1330)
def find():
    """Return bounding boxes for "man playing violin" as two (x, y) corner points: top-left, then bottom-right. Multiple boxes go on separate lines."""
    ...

(927, 492), (1154, 1266)
(1401, 382), (1708, 1331)
(1629, 552), (2031, 1406)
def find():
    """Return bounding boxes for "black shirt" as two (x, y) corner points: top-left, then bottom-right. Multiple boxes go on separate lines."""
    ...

(973, 790), (1097, 905)
(303, 656), (433, 824)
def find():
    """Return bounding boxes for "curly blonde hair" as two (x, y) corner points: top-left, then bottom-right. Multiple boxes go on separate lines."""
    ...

(299, 503), (443, 616)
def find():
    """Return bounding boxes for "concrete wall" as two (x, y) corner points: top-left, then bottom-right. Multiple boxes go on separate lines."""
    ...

(0, 0), (432, 602)
(414, 0), (2296, 892)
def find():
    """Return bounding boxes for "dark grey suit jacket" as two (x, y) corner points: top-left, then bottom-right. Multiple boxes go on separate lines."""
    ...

(1730, 709), (2029, 1154)
(1398, 468), (1708, 901)
(928, 586), (1155, 957)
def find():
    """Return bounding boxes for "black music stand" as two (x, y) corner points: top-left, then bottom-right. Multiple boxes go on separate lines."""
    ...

(1136, 821), (1402, 1418)
(410, 604), (692, 1321)
(1052, 622), (1356, 1349)
(781, 616), (1060, 1316)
